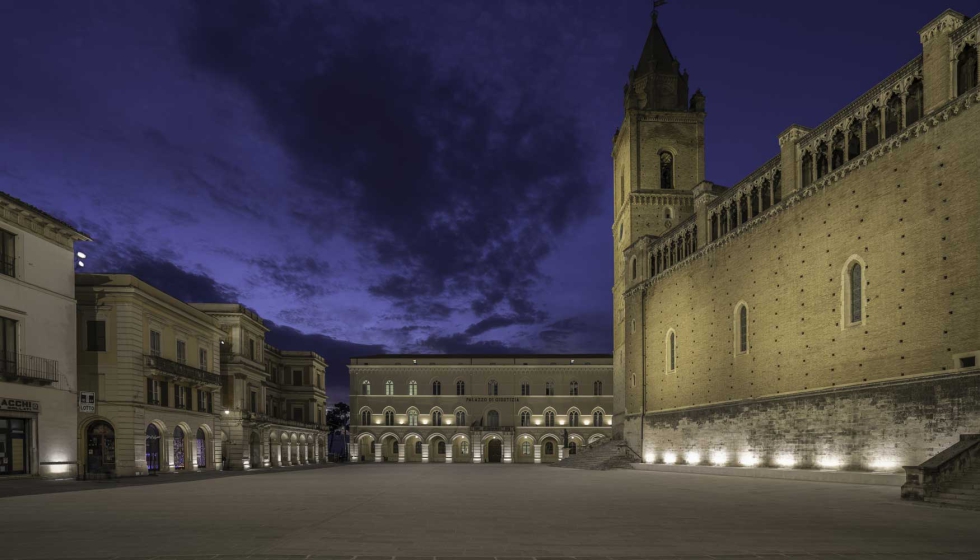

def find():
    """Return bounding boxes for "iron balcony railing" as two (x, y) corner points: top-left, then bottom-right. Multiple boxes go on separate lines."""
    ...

(0, 352), (59, 383)
(242, 411), (324, 431)
(144, 354), (222, 386)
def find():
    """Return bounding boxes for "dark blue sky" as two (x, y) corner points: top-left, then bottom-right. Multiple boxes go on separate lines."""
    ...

(2, 1), (976, 403)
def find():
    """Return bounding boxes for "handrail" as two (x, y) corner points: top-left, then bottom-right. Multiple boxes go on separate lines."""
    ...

(1, 352), (59, 383)
(144, 354), (222, 386)
(620, 440), (643, 463)
(902, 434), (980, 501)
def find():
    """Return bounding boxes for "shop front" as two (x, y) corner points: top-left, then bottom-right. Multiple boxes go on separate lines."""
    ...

(0, 398), (39, 476)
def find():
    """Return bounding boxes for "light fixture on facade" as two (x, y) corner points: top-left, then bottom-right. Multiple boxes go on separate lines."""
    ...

(663, 452), (677, 465)
(685, 451), (701, 465)
(644, 453), (655, 463)
(870, 458), (898, 471)
(559, 420), (565, 426)
(775, 454), (796, 468)
(77, 261), (85, 267)
(710, 451), (727, 466)
(77, 251), (87, 259)
(223, 410), (230, 415)
(738, 452), (759, 467)
(817, 456), (841, 469)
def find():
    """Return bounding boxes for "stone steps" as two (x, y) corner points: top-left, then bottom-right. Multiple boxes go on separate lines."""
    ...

(552, 440), (636, 471)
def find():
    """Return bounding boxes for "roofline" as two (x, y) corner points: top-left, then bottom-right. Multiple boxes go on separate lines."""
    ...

(0, 190), (91, 241)
(352, 353), (613, 360)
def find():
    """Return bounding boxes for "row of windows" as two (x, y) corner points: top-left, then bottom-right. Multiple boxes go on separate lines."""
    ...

(146, 378), (213, 413)
(361, 408), (607, 428)
(362, 379), (604, 396)
(660, 259), (865, 373)
(377, 439), (570, 456)
(709, 172), (782, 242)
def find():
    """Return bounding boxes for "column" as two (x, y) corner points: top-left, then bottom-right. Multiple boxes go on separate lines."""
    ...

(445, 444), (453, 463)
(160, 433), (174, 473)
(350, 442), (359, 463)
(558, 447), (565, 461)
(503, 434), (513, 464)
(397, 444), (406, 463)
(473, 442), (482, 463)
(374, 443), (382, 463)
(421, 444), (429, 463)
(533, 444), (542, 464)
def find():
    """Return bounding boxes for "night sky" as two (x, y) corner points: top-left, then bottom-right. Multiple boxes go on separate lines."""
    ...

(2, 1), (977, 404)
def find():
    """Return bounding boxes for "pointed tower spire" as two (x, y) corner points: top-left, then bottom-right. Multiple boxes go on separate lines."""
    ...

(625, 4), (690, 112)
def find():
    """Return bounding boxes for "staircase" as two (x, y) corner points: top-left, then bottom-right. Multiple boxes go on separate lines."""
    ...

(924, 469), (980, 509)
(903, 434), (980, 510)
(552, 439), (636, 471)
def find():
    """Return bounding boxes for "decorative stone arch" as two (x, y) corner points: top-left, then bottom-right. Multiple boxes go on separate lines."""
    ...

(381, 406), (396, 426)
(589, 406), (607, 427)
(665, 328), (677, 374)
(78, 416), (116, 478)
(402, 432), (424, 445)
(429, 406), (445, 426)
(452, 406), (468, 426)
(542, 406), (557, 427)
(657, 147), (677, 190)
(195, 423), (214, 470)
(517, 406), (533, 427)
(427, 432), (448, 444)
(514, 432), (536, 463)
(379, 432), (400, 462)
(450, 433), (470, 463)
(953, 40), (979, 97)
(452, 377), (466, 395)
(484, 408), (502, 429)
(406, 406), (420, 426)
(403, 432), (424, 463)
(355, 432), (377, 463)
(539, 433), (561, 463)
(172, 421), (193, 471)
(565, 406), (582, 427)
(588, 434), (607, 445)
(357, 406), (373, 426)
(356, 431), (377, 443)
(733, 300), (749, 356)
(841, 254), (868, 330)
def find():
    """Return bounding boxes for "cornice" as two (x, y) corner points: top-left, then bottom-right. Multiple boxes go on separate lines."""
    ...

(623, 86), (980, 300)
(919, 9), (967, 43)
(0, 200), (90, 251)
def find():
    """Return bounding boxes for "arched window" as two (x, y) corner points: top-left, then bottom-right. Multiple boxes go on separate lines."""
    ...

(710, 213), (719, 240)
(545, 381), (554, 396)
(455, 410), (466, 425)
(631, 257), (637, 280)
(438, 441), (446, 454)
(958, 44), (978, 96)
(739, 195), (748, 225)
(772, 171), (782, 203)
(666, 330), (676, 373)
(594, 381), (603, 396)
(847, 120), (862, 161)
(461, 441), (469, 454)
(360, 409), (371, 425)
(432, 410), (442, 426)
(415, 441), (422, 454)
(665, 208), (672, 220)
(385, 380), (394, 396)
(885, 95), (902, 138)
(735, 304), (748, 354)
(831, 131), (844, 170)
(408, 409), (419, 426)
(816, 143), (828, 179)
(384, 410), (394, 426)
(545, 411), (556, 427)
(520, 410), (531, 427)
(432, 380), (441, 395)
(866, 109), (880, 149)
(593, 410), (604, 426)
(906, 79), (923, 126)
(521, 441), (531, 455)
(487, 380), (498, 396)
(750, 186), (760, 217)
(569, 411), (579, 427)
(520, 381), (530, 395)
(849, 262), (863, 324)
(391, 440), (398, 454)
(801, 152), (813, 187)
(569, 381), (578, 395)
(545, 441), (555, 455)
(660, 152), (674, 189)
(408, 380), (417, 396)
(361, 380), (370, 395)
(456, 380), (465, 395)
(728, 203), (737, 231)
(487, 410), (499, 429)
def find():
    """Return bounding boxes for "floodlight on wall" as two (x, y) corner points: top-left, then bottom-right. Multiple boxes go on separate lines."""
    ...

(738, 452), (759, 467)
(223, 410), (230, 415)
(684, 451), (701, 465)
(775, 454), (796, 468)
(77, 252), (86, 259)
(663, 452), (677, 465)
(710, 451), (728, 466)
(817, 456), (841, 469)
(77, 261), (84, 267)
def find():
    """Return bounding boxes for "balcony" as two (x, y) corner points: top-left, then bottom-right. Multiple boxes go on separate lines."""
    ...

(242, 411), (324, 431)
(144, 355), (222, 386)
(0, 352), (59, 384)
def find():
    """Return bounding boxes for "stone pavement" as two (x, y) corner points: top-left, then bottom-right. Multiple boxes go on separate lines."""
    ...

(0, 464), (977, 559)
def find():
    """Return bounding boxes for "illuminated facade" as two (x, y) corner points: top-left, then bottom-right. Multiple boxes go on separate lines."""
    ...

(614, 10), (980, 470)
(348, 354), (612, 464)
(0, 191), (89, 478)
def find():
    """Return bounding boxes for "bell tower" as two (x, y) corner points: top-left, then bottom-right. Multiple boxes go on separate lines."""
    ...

(612, 9), (705, 442)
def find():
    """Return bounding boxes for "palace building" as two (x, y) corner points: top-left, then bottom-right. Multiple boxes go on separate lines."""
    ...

(348, 355), (612, 463)
(75, 275), (330, 477)
(0, 191), (89, 478)
(612, 9), (980, 471)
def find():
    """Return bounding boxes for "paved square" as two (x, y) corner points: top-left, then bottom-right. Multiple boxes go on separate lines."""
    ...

(1, 464), (979, 559)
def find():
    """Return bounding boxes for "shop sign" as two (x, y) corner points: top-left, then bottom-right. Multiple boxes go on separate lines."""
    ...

(79, 391), (96, 413)
(0, 398), (40, 413)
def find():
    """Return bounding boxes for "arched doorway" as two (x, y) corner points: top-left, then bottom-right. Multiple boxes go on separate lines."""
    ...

(569, 442), (577, 455)
(487, 439), (502, 463)
(173, 427), (186, 470)
(86, 421), (115, 475)
(196, 428), (207, 469)
(250, 432), (262, 468)
(146, 424), (161, 473)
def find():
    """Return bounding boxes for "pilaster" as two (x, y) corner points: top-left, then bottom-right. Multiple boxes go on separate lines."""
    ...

(778, 125), (810, 194)
(919, 10), (967, 113)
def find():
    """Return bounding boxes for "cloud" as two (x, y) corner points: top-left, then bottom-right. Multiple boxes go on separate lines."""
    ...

(414, 332), (534, 355)
(90, 246), (240, 304)
(248, 256), (330, 300)
(182, 0), (599, 328)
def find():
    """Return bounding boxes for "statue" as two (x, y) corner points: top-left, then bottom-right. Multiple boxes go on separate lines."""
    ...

(563, 429), (569, 448)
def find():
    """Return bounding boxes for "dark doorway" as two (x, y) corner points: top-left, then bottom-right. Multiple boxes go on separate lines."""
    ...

(173, 427), (185, 470)
(196, 428), (207, 468)
(0, 418), (29, 475)
(249, 432), (262, 468)
(146, 424), (160, 472)
(86, 421), (115, 474)
(488, 439), (502, 463)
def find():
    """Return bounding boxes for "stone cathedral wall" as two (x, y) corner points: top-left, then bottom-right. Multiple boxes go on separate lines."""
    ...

(630, 87), (980, 469)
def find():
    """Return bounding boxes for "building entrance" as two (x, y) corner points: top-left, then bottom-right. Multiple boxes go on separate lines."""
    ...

(487, 439), (502, 463)
(0, 417), (29, 475)
(86, 421), (115, 474)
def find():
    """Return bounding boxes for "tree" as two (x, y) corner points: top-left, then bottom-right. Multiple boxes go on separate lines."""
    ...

(326, 402), (350, 460)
